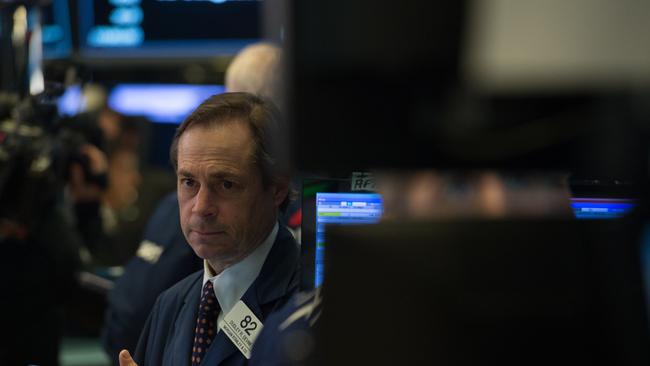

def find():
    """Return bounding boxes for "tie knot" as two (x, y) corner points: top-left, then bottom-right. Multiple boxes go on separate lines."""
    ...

(203, 281), (214, 296)
(200, 281), (218, 312)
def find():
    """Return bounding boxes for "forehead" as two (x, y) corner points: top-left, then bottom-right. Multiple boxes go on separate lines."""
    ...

(177, 121), (256, 169)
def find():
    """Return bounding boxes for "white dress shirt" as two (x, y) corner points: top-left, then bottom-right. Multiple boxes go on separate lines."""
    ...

(202, 222), (278, 332)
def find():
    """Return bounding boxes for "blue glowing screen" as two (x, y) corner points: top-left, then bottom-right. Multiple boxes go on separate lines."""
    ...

(78, 0), (261, 57)
(315, 192), (383, 287)
(571, 198), (636, 219)
(57, 85), (84, 116)
(108, 84), (225, 123)
(42, 0), (72, 59)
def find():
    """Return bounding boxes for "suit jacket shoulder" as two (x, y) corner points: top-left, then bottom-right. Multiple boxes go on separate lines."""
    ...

(134, 225), (300, 366)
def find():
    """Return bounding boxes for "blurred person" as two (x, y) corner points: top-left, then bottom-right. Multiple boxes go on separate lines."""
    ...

(107, 117), (178, 262)
(104, 147), (142, 221)
(65, 111), (169, 341)
(97, 107), (124, 143)
(102, 42), (292, 364)
(0, 204), (84, 366)
(117, 92), (299, 366)
(0, 135), (109, 365)
(226, 42), (301, 237)
(102, 190), (202, 364)
(225, 42), (283, 109)
(378, 170), (573, 220)
(73, 110), (175, 265)
(69, 111), (146, 266)
(92, 145), (144, 264)
(83, 83), (110, 112)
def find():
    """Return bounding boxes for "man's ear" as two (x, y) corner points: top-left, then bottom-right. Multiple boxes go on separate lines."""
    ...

(272, 177), (290, 207)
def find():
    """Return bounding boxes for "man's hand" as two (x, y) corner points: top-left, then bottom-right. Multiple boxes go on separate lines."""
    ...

(119, 350), (138, 366)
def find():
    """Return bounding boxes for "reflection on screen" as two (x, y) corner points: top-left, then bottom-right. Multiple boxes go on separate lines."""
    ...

(315, 192), (383, 287)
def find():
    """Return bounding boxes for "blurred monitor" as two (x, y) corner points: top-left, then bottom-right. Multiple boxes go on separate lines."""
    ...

(570, 178), (639, 219)
(77, 0), (261, 58)
(41, 0), (72, 59)
(301, 177), (383, 290)
(464, 0), (650, 92)
(320, 219), (650, 364)
(290, 0), (467, 171)
(57, 84), (85, 116)
(571, 198), (637, 219)
(289, 0), (649, 174)
(107, 83), (224, 124)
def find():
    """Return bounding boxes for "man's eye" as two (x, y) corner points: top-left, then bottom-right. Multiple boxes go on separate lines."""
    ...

(181, 178), (196, 188)
(222, 180), (233, 190)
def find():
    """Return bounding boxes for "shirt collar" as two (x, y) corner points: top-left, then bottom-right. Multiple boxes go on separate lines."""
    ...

(202, 221), (279, 316)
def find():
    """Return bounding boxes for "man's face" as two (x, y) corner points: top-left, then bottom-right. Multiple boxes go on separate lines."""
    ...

(176, 121), (284, 266)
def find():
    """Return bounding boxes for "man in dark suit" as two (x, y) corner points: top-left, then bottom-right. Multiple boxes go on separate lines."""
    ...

(119, 92), (299, 366)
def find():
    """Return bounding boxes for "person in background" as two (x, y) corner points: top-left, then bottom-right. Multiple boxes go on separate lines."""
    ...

(0, 115), (109, 365)
(225, 42), (284, 111)
(227, 42), (302, 238)
(101, 190), (202, 363)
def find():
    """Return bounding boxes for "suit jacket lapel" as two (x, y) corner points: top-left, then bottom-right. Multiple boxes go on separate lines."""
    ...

(169, 276), (202, 366)
(253, 225), (300, 307)
(202, 325), (239, 365)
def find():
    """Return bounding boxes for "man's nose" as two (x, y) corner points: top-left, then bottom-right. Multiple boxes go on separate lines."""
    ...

(192, 186), (218, 217)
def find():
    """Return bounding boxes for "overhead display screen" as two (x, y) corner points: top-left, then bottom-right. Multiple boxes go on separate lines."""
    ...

(78, 0), (261, 58)
(42, 0), (72, 59)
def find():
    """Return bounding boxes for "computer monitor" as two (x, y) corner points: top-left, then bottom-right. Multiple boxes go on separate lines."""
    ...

(301, 177), (383, 290)
(107, 84), (225, 124)
(319, 219), (650, 364)
(569, 178), (639, 219)
(571, 198), (637, 219)
(77, 0), (261, 59)
(41, 0), (72, 59)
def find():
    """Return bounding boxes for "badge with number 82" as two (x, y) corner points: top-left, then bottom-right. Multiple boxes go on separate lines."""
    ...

(240, 315), (258, 335)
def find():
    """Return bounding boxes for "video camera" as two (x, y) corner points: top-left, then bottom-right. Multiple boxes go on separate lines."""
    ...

(0, 87), (109, 240)
(0, 1), (106, 240)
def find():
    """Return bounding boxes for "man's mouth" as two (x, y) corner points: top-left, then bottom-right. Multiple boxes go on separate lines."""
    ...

(193, 230), (224, 235)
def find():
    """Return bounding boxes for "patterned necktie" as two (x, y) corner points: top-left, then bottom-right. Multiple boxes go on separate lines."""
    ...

(192, 281), (220, 366)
